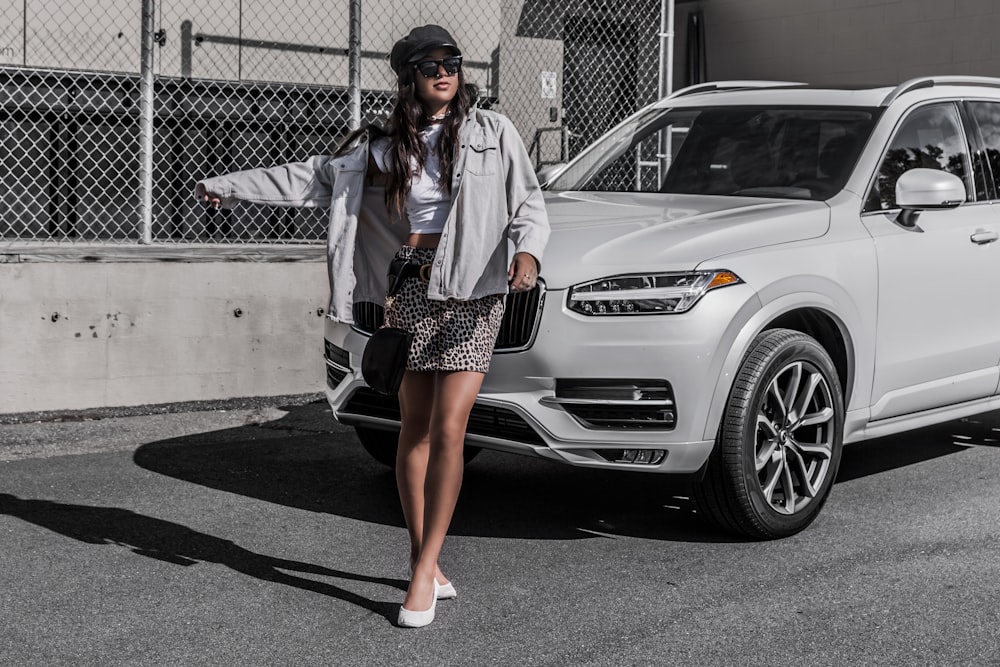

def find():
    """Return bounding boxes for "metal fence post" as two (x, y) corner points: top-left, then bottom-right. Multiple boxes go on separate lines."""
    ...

(657, 0), (675, 183)
(658, 0), (675, 100)
(348, 0), (362, 131)
(138, 0), (156, 244)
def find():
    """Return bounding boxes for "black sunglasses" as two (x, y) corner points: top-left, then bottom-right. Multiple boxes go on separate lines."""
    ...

(412, 56), (463, 79)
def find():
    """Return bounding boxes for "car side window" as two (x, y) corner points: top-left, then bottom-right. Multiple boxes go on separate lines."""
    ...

(864, 103), (972, 212)
(967, 101), (1000, 198)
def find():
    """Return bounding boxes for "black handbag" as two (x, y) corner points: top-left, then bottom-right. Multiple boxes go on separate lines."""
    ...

(361, 327), (413, 395)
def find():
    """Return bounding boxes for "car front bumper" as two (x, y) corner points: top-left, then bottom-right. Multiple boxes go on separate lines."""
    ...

(325, 285), (758, 474)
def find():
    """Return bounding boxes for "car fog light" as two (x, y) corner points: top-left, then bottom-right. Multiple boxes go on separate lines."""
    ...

(598, 449), (666, 465)
(544, 379), (677, 430)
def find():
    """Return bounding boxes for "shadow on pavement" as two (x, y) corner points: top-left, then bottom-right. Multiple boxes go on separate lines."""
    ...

(133, 402), (729, 544)
(0, 492), (404, 621)
(133, 401), (1000, 544)
(837, 411), (1000, 482)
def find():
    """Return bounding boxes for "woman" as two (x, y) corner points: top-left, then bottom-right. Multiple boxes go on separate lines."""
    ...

(196, 25), (549, 628)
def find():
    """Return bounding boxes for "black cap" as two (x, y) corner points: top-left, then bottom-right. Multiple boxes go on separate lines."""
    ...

(389, 25), (461, 74)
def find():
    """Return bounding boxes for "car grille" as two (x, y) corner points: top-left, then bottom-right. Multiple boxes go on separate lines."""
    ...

(496, 286), (544, 352)
(324, 340), (350, 388)
(566, 404), (677, 429)
(326, 364), (348, 387)
(341, 388), (545, 445)
(352, 301), (384, 334)
(350, 284), (543, 352)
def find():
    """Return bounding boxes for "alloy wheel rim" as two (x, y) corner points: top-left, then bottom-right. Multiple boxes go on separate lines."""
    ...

(754, 360), (835, 515)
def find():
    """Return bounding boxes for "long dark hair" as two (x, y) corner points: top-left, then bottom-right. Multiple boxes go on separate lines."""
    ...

(335, 59), (472, 218)
(382, 63), (471, 216)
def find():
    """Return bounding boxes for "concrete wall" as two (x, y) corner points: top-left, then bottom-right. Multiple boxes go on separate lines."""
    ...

(674, 0), (1000, 87)
(0, 254), (329, 413)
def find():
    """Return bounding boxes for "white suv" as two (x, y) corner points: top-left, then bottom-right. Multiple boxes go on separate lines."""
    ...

(324, 77), (1000, 539)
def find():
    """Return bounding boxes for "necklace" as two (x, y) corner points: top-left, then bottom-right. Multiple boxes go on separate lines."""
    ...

(426, 111), (451, 122)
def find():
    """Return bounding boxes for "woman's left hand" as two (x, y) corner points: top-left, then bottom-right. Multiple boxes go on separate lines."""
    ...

(508, 252), (539, 292)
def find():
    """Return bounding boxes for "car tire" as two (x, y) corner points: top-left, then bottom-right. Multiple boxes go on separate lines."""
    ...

(694, 328), (844, 539)
(354, 426), (482, 468)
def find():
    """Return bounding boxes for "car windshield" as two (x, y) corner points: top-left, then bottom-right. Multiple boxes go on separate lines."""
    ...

(546, 105), (882, 200)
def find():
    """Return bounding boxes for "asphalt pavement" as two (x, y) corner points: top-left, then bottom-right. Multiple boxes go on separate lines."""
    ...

(1, 397), (999, 666)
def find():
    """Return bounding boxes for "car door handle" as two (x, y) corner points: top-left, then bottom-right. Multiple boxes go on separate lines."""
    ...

(970, 230), (999, 245)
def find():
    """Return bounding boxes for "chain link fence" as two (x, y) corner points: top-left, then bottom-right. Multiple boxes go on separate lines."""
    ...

(1, 0), (675, 245)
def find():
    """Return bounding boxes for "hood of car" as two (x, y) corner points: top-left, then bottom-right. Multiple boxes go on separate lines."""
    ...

(539, 191), (830, 288)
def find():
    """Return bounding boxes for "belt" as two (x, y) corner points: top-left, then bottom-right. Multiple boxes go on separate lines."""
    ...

(387, 258), (432, 296)
(392, 261), (432, 283)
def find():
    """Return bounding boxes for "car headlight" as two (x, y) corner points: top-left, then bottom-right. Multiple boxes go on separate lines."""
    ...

(568, 270), (742, 315)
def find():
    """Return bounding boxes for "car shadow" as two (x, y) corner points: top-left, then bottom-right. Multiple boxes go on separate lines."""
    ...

(132, 401), (725, 544)
(0, 492), (405, 623)
(837, 411), (1000, 482)
(132, 401), (1000, 545)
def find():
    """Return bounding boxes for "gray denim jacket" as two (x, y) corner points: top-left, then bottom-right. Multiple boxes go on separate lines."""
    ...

(194, 109), (550, 324)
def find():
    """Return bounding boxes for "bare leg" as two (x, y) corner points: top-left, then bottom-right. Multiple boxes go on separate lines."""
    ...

(395, 370), (452, 596)
(396, 370), (433, 570)
(402, 370), (484, 612)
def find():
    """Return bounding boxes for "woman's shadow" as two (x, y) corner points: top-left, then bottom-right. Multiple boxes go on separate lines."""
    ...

(9, 401), (990, 620)
(0, 492), (404, 622)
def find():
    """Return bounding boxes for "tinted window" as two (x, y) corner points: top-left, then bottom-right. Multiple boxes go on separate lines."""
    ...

(546, 106), (880, 201)
(864, 103), (972, 212)
(967, 101), (1000, 198)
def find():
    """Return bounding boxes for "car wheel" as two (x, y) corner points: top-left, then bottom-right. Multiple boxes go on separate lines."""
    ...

(354, 426), (482, 468)
(695, 328), (844, 539)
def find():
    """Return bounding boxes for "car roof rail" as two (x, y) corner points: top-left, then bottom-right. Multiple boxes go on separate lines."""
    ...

(881, 76), (1000, 106)
(665, 80), (806, 101)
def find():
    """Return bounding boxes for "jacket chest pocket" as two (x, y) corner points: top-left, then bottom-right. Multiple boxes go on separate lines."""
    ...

(465, 139), (499, 176)
(331, 163), (364, 198)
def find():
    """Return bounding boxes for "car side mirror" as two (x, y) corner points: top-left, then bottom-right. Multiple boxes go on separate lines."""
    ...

(894, 168), (966, 228)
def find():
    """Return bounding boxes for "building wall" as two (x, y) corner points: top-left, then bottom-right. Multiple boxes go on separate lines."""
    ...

(674, 0), (1000, 88)
(0, 256), (329, 413)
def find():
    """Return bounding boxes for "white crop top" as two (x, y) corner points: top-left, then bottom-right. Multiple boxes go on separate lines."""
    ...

(370, 124), (450, 235)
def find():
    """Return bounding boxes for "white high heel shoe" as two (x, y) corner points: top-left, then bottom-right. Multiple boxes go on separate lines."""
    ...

(436, 579), (457, 600)
(398, 580), (439, 628)
(409, 565), (457, 600)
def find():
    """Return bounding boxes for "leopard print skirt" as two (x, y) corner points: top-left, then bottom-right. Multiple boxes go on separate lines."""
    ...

(383, 246), (505, 374)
